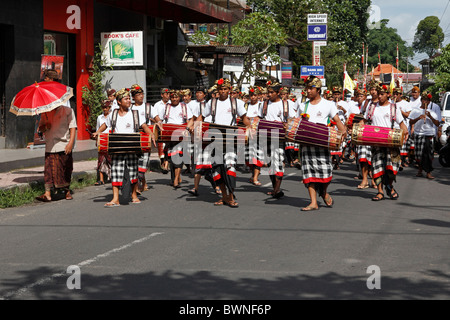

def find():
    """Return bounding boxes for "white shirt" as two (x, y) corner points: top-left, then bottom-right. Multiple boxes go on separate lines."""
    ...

(260, 99), (296, 122)
(409, 97), (421, 110)
(347, 100), (361, 116)
(188, 100), (207, 118)
(298, 98), (339, 126)
(409, 108), (438, 136)
(106, 109), (144, 133)
(153, 100), (170, 119)
(202, 98), (247, 126)
(395, 100), (412, 130)
(162, 103), (193, 125)
(246, 102), (262, 119)
(96, 113), (109, 131)
(364, 103), (404, 128)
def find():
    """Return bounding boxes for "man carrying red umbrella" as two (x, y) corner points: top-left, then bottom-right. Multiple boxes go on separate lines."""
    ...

(36, 99), (77, 202)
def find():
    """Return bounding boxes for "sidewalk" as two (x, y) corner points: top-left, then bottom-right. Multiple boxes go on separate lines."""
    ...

(0, 139), (159, 191)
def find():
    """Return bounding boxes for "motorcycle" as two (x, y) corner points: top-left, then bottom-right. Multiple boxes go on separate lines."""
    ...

(438, 123), (450, 167)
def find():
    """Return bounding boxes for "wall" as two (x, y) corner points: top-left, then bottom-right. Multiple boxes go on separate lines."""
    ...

(1, 0), (43, 149)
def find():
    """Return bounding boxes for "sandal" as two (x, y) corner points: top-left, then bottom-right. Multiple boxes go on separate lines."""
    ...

(227, 200), (239, 208)
(301, 205), (319, 211)
(372, 193), (385, 201)
(214, 199), (226, 206)
(389, 189), (399, 200)
(95, 181), (105, 186)
(104, 202), (120, 208)
(416, 172), (423, 177)
(215, 187), (222, 195)
(36, 194), (51, 202)
(65, 192), (73, 201)
(322, 194), (334, 207)
(357, 184), (369, 189)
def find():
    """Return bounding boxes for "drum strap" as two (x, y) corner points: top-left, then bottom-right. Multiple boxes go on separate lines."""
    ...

(361, 99), (371, 115)
(390, 103), (397, 129)
(111, 109), (140, 133)
(145, 103), (151, 124)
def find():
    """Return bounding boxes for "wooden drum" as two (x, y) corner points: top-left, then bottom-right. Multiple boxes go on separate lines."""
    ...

(98, 132), (153, 154)
(351, 124), (405, 148)
(195, 122), (247, 148)
(249, 118), (286, 141)
(286, 118), (342, 151)
(156, 123), (186, 143)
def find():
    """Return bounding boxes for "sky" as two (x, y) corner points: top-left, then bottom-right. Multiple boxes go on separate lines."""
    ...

(371, 0), (450, 66)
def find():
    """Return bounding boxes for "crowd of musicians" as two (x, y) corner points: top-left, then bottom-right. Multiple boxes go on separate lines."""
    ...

(91, 75), (442, 210)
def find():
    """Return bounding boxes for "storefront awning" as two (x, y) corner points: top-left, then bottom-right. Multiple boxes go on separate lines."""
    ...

(98, 0), (233, 23)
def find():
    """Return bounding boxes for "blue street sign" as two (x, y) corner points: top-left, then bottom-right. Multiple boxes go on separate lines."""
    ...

(301, 66), (325, 79)
(307, 24), (328, 41)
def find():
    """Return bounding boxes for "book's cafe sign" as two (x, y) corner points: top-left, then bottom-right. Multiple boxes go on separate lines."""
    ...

(101, 31), (144, 66)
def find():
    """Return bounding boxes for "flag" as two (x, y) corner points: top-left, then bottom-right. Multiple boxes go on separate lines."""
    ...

(396, 43), (399, 70)
(344, 71), (356, 92)
(378, 52), (381, 71)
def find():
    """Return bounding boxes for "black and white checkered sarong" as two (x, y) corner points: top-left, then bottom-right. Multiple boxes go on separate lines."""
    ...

(414, 135), (434, 163)
(300, 146), (333, 184)
(111, 153), (139, 187)
(371, 147), (401, 179)
(357, 145), (372, 165)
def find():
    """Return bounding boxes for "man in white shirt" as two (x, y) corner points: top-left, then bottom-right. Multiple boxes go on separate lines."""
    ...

(409, 91), (440, 180)
(93, 89), (155, 208)
(130, 84), (152, 193)
(153, 88), (171, 174)
(392, 88), (412, 167)
(187, 78), (252, 208)
(260, 82), (296, 198)
(154, 90), (193, 189)
(297, 76), (347, 211)
(366, 85), (408, 201)
(95, 100), (112, 186)
(244, 86), (263, 186)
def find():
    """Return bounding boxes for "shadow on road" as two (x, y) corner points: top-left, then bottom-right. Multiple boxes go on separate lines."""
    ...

(1, 267), (449, 300)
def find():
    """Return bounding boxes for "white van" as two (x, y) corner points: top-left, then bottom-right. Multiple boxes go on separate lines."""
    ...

(442, 92), (450, 124)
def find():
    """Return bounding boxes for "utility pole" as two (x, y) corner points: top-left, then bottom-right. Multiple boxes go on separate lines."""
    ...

(227, 0), (232, 45)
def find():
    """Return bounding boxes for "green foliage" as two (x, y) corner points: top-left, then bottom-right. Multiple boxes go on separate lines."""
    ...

(248, 0), (371, 88)
(367, 19), (414, 72)
(190, 29), (211, 45)
(430, 43), (450, 102)
(215, 12), (288, 86)
(413, 16), (445, 58)
(0, 174), (97, 209)
(82, 44), (113, 131)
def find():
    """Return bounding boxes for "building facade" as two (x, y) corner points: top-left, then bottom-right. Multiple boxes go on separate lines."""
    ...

(0, 0), (237, 149)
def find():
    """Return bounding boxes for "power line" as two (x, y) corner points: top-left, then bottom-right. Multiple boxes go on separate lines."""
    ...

(440, 0), (450, 25)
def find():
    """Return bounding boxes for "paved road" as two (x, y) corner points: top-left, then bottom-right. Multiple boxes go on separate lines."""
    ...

(0, 161), (449, 300)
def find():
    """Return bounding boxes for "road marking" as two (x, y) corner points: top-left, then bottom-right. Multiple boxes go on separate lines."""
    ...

(0, 232), (164, 300)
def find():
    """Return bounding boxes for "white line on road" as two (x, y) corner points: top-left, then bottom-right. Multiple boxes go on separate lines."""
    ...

(0, 232), (164, 300)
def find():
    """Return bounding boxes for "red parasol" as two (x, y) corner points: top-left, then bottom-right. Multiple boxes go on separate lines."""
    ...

(9, 81), (73, 116)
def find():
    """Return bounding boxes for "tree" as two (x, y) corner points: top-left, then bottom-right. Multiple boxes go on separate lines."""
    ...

(249, 0), (371, 88)
(366, 19), (415, 72)
(82, 44), (113, 131)
(413, 16), (445, 58)
(430, 43), (450, 102)
(209, 12), (288, 87)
